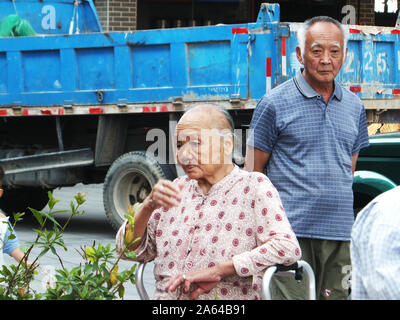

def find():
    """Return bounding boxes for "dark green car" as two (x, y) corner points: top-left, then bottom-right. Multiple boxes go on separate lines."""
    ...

(353, 132), (400, 213)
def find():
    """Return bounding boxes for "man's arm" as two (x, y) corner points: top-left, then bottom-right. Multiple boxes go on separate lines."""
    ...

(244, 146), (271, 173)
(352, 153), (359, 175)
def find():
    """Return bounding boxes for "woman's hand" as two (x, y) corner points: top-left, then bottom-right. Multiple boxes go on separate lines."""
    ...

(122, 180), (184, 253)
(144, 180), (183, 211)
(165, 261), (235, 299)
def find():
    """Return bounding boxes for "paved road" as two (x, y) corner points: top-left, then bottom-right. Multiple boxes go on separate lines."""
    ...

(3, 183), (155, 300)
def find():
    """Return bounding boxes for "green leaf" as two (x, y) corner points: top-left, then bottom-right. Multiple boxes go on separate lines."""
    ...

(124, 251), (136, 260)
(118, 285), (125, 299)
(45, 230), (55, 241)
(80, 284), (89, 299)
(37, 248), (50, 259)
(124, 214), (135, 226)
(6, 233), (16, 240)
(29, 208), (44, 226)
(24, 241), (38, 246)
(49, 210), (69, 215)
(32, 228), (45, 237)
(84, 264), (94, 275)
(74, 193), (86, 206)
(50, 246), (57, 255)
(54, 239), (68, 251)
(12, 212), (25, 223)
(40, 211), (61, 228)
(47, 191), (60, 210)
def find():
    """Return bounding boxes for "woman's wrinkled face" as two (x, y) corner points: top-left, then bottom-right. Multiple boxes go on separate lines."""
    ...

(175, 112), (232, 180)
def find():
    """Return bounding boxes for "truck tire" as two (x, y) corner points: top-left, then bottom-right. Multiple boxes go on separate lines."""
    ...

(0, 187), (51, 217)
(103, 151), (176, 231)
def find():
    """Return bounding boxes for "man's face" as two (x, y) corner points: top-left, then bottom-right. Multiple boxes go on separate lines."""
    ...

(297, 21), (346, 85)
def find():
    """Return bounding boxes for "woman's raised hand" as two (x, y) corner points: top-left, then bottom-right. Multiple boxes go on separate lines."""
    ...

(146, 180), (184, 210)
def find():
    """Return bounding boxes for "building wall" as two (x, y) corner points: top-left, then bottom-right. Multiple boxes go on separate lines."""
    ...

(94, 0), (137, 31)
(92, 0), (385, 32)
(346, 0), (375, 25)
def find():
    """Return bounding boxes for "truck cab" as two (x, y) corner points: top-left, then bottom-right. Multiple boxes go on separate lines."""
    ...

(353, 131), (400, 214)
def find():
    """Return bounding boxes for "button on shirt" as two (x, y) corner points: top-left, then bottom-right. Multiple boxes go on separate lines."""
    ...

(248, 69), (370, 241)
(351, 186), (400, 299)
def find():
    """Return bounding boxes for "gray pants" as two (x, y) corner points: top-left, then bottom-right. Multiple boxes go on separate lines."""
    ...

(270, 238), (351, 300)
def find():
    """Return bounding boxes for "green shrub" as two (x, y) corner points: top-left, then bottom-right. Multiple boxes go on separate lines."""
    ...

(0, 192), (138, 300)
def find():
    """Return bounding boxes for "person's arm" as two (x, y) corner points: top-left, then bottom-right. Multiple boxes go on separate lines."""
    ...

(244, 146), (271, 173)
(165, 174), (301, 299)
(127, 180), (183, 252)
(352, 153), (358, 175)
(165, 260), (236, 300)
(1, 215), (21, 260)
(231, 174), (300, 279)
(351, 105), (369, 170)
(10, 247), (30, 265)
(115, 179), (183, 256)
(245, 97), (277, 173)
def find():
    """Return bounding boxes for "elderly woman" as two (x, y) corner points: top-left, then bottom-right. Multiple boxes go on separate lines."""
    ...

(116, 104), (301, 300)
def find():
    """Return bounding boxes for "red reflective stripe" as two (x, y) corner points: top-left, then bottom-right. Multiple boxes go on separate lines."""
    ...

(349, 28), (361, 34)
(350, 86), (361, 93)
(89, 107), (103, 114)
(391, 29), (400, 34)
(232, 27), (248, 34)
(143, 106), (157, 113)
(0, 110), (7, 116)
(22, 109), (30, 116)
(39, 109), (64, 115)
(159, 105), (169, 112)
(392, 88), (400, 94)
(281, 38), (286, 56)
(266, 57), (271, 77)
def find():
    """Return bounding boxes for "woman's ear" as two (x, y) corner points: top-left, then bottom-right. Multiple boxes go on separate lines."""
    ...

(223, 135), (234, 159)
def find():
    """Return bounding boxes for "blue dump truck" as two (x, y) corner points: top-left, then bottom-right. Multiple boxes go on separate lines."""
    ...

(0, 0), (399, 229)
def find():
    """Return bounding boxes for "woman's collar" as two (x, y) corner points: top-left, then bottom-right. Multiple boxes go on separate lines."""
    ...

(192, 165), (240, 196)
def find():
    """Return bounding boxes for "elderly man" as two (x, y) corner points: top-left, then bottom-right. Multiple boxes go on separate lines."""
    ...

(116, 104), (301, 300)
(245, 17), (370, 300)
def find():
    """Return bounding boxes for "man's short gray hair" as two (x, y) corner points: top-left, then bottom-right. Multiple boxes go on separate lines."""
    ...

(297, 16), (349, 61)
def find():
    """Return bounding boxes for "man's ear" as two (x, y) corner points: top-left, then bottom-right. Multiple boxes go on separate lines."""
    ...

(296, 46), (304, 65)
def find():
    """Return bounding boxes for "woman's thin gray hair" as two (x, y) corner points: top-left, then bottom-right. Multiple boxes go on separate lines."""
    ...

(297, 16), (348, 62)
(184, 103), (235, 136)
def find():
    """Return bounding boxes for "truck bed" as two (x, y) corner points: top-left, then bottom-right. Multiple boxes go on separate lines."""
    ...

(1, 3), (400, 120)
